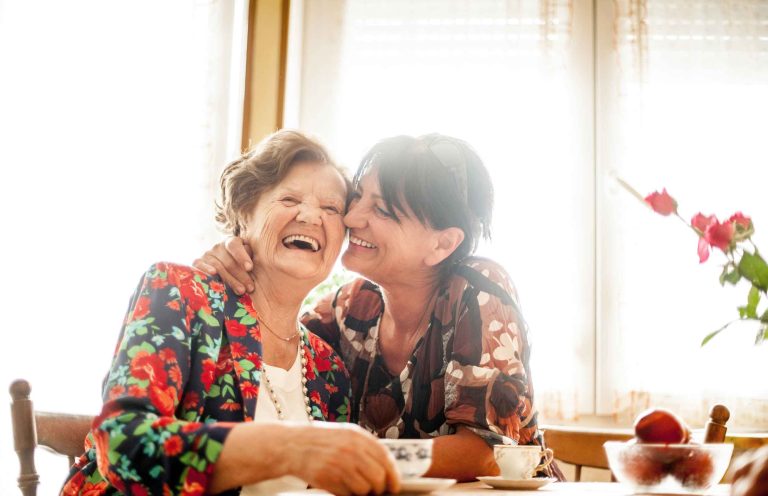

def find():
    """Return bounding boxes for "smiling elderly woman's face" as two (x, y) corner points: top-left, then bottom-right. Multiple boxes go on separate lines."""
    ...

(242, 160), (347, 284)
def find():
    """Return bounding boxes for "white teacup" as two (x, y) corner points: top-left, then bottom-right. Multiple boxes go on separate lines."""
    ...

(380, 439), (433, 480)
(493, 445), (554, 480)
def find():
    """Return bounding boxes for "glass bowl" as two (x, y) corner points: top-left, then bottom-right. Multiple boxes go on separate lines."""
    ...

(604, 441), (733, 494)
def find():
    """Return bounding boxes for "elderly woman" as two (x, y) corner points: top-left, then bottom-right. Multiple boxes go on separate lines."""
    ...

(62, 130), (399, 496)
(196, 134), (564, 481)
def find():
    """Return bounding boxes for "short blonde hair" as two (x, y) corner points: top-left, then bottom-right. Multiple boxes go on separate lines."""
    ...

(215, 130), (347, 235)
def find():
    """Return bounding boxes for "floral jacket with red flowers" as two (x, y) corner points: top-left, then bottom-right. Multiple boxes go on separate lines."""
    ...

(61, 263), (350, 496)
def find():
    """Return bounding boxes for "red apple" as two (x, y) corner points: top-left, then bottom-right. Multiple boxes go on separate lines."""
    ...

(620, 447), (667, 486)
(634, 408), (690, 444)
(671, 449), (715, 489)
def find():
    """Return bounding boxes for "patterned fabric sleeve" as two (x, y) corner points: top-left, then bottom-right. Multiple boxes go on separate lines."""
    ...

(75, 263), (234, 495)
(444, 261), (541, 447)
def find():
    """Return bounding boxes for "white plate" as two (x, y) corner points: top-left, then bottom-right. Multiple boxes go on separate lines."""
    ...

(399, 477), (458, 493)
(477, 476), (556, 490)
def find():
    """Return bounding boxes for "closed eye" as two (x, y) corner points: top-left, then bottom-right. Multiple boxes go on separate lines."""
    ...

(323, 205), (342, 215)
(374, 205), (393, 218)
(280, 197), (300, 206)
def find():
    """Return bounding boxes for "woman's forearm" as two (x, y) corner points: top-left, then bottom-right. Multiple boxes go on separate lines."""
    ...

(208, 422), (292, 493)
(425, 426), (499, 481)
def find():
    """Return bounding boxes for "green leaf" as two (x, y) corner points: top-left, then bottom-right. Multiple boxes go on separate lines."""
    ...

(745, 285), (761, 319)
(761, 308), (768, 324)
(234, 308), (247, 318)
(240, 315), (257, 325)
(720, 267), (741, 286)
(738, 251), (768, 291)
(127, 342), (156, 358)
(701, 320), (739, 346)
(205, 439), (223, 462)
(198, 309), (220, 327)
(755, 323), (768, 345)
(238, 359), (255, 371)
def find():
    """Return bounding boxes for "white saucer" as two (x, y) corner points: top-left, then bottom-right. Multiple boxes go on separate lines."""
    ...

(399, 477), (457, 493)
(477, 476), (556, 490)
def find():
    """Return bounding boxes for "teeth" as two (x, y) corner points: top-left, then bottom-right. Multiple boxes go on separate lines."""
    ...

(350, 235), (376, 249)
(283, 234), (320, 251)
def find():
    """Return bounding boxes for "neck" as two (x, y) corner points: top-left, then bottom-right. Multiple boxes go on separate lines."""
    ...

(379, 272), (440, 340)
(249, 271), (307, 335)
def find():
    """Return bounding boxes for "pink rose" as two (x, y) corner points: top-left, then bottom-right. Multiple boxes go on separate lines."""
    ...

(729, 212), (752, 229)
(691, 213), (716, 234)
(645, 189), (678, 216)
(704, 220), (734, 252)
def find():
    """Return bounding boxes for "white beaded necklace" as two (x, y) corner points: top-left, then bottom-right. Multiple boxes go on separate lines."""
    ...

(260, 324), (314, 421)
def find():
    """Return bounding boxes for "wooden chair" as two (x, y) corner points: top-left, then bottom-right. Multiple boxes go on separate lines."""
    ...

(10, 379), (93, 496)
(542, 425), (633, 481)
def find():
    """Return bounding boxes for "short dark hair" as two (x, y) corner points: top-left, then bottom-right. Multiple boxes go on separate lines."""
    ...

(353, 134), (493, 271)
(216, 129), (347, 236)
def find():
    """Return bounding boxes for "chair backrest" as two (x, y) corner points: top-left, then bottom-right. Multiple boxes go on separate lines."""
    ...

(542, 425), (633, 481)
(9, 379), (93, 496)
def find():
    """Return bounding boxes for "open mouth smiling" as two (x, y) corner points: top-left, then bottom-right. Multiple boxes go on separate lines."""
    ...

(349, 235), (377, 249)
(282, 234), (321, 252)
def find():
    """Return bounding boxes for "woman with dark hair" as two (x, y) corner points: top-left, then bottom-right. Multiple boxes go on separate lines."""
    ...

(62, 130), (399, 496)
(196, 133), (564, 481)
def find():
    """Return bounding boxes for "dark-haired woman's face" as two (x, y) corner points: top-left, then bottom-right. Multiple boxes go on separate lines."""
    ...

(341, 171), (444, 285)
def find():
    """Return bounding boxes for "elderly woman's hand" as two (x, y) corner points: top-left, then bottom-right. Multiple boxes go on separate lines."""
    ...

(193, 237), (255, 294)
(731, 445), (768, 496)
(287, 423), (401, 495)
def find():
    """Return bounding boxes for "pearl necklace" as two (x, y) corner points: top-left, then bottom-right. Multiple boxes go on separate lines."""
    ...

(261, 325), (314, 421)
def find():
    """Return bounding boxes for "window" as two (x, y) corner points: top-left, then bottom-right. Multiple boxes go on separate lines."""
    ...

(0, 1), (247, 492)
(290, 0), (768, 429)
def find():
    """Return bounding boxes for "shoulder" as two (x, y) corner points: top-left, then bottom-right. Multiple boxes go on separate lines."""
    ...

(333, 277), (384, 323)
(142, 262), (227, 295)
(444, 257), (519, 306)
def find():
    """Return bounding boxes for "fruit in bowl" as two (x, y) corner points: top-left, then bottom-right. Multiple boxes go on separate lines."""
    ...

(603, 408), (733, 493)
(605, 442), (732, 493)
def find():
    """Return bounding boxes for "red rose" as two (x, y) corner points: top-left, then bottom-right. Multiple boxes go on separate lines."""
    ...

(201, 359), (217, 391)
(163, 435), (184, 456)
(128, 385), (147, 398)
(151, 277), (168, 289)
(152, 416), (175, 428)
(645, 189), (678, 216)
(61, 470), (86, 495)
(149, 385), (177, 416)
(181, 468), (207, 496)
(81, 481), (108, 496)
(210, 281), (225, 294)
(226, 319), (247, 337)
(182, 391), (200, 410)
(131, 352), (168, 384)
(132, 296), (152, 321)
(705, 219), (734, 252)
(108, 384), (126, 400)
(230, 342), (247, 358)
(129, 483), (149, 496)
(240, 381), (258, 399)
(159, 348), (177, 363)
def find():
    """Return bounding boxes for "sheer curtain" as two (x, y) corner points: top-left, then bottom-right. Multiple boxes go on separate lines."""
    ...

(0, 1), (246, 492)
(598, 0), (768, 429)
(294, 0), (594, 421)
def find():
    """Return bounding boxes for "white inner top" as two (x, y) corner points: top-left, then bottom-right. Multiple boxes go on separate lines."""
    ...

(240, 348), (311, 496)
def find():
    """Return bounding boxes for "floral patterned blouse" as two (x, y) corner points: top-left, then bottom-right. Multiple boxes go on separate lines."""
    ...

(303, 257), (562, 479)
(62, 263), (350, 496)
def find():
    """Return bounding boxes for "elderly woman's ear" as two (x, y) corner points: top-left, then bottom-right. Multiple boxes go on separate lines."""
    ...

(193, 237), (254, 294)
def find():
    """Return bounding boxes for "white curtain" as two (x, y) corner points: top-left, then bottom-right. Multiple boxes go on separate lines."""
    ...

(295, 0), (593, 421)
(0, 1), (246, 492)
(294, 0), (768, 430)
(599, 0), (768, 429)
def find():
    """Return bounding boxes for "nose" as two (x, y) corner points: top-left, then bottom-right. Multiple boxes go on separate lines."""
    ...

(343, 199), (367, 229)
(296, 203), (323, 225)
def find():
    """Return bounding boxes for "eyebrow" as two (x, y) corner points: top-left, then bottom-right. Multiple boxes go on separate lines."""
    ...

(281, 187), (345, 205)
(355, 184), (383, 201)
